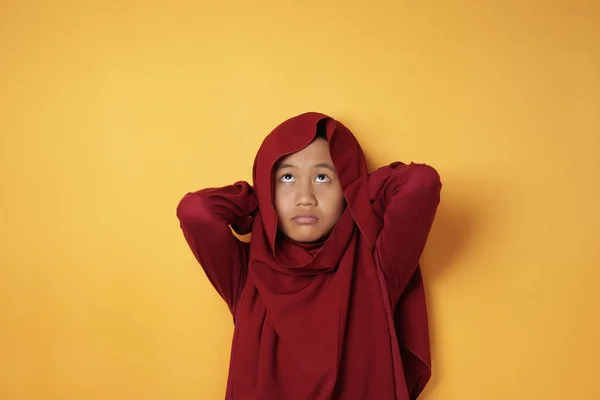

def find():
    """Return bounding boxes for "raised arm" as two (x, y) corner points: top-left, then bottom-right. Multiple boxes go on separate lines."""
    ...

(369, 162), (441, 304)
(176, 181), (257, 313)
(369, 162), (441, 399)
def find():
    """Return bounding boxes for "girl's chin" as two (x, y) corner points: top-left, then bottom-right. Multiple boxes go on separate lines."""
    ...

(281, 230), (331, 245)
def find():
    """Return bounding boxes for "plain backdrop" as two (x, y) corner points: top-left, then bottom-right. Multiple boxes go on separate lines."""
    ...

(1, 1), (599, 399)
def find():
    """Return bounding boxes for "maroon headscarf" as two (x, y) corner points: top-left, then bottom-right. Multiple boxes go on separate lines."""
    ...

(227, 112), (430, 399)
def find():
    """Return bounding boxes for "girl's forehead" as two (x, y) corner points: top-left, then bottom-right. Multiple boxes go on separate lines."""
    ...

(276, 138), (332, 167)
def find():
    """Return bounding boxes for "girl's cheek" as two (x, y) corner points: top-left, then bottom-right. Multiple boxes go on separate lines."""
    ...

(275, 188), (293, 211)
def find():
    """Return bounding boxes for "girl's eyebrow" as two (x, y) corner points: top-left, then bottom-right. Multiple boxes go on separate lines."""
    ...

(276, 162), (336, 172)
(312, 162), (336, 172)
(277, 163), (297, 170)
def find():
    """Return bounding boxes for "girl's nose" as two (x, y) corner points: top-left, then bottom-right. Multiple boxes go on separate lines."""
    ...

(295, 182), (317, 207)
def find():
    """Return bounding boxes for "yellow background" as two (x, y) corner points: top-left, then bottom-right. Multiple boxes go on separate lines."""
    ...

(1, 1), (599, 399)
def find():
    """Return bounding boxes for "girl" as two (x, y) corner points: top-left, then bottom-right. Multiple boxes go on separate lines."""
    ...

(176, 112), (441, 399)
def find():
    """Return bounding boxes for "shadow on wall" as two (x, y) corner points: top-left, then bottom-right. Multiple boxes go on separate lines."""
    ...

(423, 187), (478, 278)
(419, 174), (485, 396)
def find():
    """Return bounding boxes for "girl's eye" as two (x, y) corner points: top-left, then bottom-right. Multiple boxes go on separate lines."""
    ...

(280, 174), (295, 183)
(315, 174), (330, 183)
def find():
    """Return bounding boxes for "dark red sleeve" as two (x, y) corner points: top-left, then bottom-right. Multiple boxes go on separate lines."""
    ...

(370, 162), (441, 399)
(370, 162), (441, 303)
(176, 181), (257, 313)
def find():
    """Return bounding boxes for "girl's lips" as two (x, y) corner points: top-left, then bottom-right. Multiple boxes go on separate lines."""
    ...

(293, 216), (319, 224)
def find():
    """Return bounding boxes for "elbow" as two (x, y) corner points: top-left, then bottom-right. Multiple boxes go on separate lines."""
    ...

(176, 192), (214, 226)
(410, 163), (442, 198)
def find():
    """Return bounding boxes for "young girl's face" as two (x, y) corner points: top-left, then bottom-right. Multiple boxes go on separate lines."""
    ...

(274, 138), (345, 243)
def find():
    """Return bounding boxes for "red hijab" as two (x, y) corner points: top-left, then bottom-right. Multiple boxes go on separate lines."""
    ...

(228, 112), (430, 399)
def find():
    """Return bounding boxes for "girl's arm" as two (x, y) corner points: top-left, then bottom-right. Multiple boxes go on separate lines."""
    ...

(176, 181), (257, 313)
(370, 162), (441, 303)
(369, 162), (441, 399)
